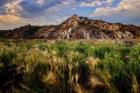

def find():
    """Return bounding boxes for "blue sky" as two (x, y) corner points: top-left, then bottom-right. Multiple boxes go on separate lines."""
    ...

(0, 0), (140, 29)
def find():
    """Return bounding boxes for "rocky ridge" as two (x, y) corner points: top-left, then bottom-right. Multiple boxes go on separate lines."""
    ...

(0, 15), (140, 39)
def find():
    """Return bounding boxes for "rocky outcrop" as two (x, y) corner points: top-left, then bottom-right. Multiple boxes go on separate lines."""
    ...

(0, 15), (140, 39)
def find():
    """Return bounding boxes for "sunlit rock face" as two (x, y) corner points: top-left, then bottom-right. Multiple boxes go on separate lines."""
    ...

(0, 15), (140, 39)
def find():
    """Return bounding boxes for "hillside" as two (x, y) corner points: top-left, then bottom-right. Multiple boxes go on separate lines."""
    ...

(0, 15), (140, 39)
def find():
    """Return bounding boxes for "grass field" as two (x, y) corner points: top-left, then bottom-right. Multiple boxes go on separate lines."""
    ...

(0, 39), (140, 93)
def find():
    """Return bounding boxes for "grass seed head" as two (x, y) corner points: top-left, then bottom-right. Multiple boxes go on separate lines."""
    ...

(42, 71), (58, 86)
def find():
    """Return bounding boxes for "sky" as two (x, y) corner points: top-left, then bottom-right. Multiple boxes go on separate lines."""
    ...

(0, 0), (140, 30)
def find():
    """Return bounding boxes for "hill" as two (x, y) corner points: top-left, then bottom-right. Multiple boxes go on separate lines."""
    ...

(0, 15), (140, 39)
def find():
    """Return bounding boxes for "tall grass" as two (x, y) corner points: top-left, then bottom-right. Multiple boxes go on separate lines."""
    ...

(0, 40), (140, 93)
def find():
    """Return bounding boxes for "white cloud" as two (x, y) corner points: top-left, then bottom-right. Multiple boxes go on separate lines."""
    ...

(80, 0), (103, 7)
(62, 1), (69, 5)
(80, 0), (111, 7)
(3, 0), (23, 16)
(36, 0), (44, 6)
(93, 0), (140, 16)
(108, 0), (112, 4)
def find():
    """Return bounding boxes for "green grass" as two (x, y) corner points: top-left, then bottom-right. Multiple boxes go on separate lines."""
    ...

(0, 40), (140, 93)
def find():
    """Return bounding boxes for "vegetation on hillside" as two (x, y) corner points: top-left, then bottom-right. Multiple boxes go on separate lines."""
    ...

(0, 40), (140, 93)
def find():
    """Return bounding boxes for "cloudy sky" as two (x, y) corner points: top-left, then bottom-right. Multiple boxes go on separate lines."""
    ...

(0, 0), (140, 29)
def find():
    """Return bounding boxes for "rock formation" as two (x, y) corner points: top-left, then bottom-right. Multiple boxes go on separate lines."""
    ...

(0, 15), (140, 39)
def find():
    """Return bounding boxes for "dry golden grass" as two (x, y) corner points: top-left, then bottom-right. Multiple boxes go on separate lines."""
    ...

(0, 39), (140, 93)
(42, 71), (58, 86)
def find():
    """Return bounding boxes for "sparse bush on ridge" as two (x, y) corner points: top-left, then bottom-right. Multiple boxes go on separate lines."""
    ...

(0, 40), (140, 93)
